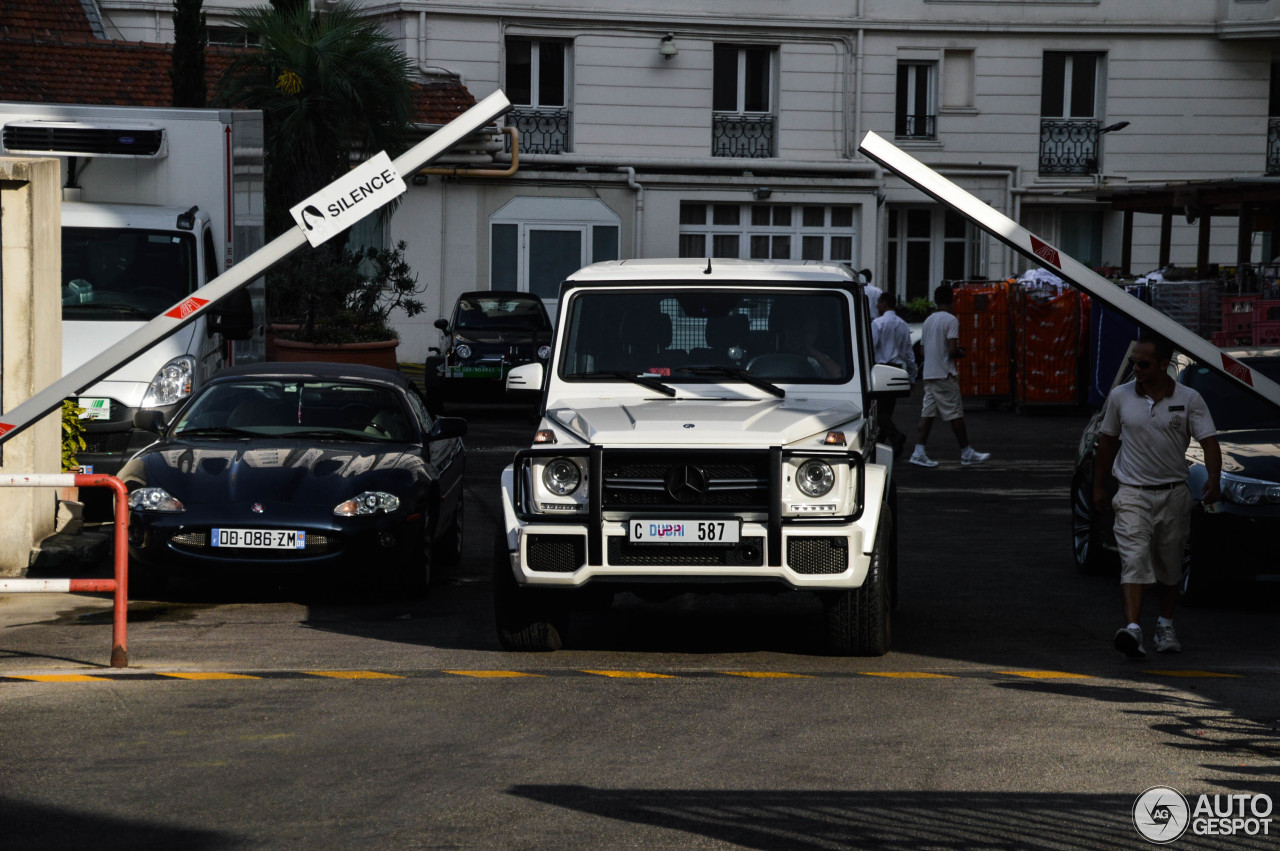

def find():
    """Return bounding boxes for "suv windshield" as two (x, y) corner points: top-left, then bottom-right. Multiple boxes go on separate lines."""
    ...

(1181, 356), (1280, 431)
(61, 228), (196, 321)
(455, 295), (551, 330)
(559, 288), (853, 383)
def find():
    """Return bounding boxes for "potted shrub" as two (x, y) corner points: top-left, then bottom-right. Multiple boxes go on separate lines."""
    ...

(269, 241), (427, 369)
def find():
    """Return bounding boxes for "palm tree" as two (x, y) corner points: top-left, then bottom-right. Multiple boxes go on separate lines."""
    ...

(214, 1), (416, 239)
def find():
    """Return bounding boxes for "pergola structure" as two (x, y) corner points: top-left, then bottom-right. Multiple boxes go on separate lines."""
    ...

(1084, 179), (1280, 285)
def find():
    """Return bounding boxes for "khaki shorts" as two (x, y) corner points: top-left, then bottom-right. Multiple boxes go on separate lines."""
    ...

(1112, 483), (1191, 586)
(920, 376), (964, 421)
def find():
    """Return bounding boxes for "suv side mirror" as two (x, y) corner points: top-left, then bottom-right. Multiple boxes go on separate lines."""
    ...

(208, 288), (254, 341)
(506, 362), (543, 393)
(434, 318), (451, 333)
(869, 363), (911, 398)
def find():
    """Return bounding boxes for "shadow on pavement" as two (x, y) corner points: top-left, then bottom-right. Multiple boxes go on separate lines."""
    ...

(1, 797), (234, 851)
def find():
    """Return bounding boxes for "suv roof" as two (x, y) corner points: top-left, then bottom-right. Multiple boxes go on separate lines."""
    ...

(565, 258), (858, 285)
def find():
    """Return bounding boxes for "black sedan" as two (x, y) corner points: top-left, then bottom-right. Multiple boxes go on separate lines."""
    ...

(424, 291), (552, 412)
(1072, 347), (1280, 602)
(120, 362), (466, 596)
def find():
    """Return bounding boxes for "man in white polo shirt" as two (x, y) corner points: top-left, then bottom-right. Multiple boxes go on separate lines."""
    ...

(909, 284), (990, 468)
(1094, 335), (1221, 657)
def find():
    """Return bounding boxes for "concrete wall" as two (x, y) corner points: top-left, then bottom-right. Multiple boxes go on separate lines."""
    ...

(0, 157), (63, 575)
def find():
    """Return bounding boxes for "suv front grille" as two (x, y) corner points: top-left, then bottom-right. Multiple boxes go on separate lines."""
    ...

(608, 536), (765, 567)
(602, 450), (770, 511)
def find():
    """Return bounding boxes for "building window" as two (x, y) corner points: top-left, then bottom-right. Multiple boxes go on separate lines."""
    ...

(887, 207), (984, 302)
(678, 202), (857, 264)
(1039, 52), (1103, 175)
(505, 38), (571, 154)
(896, 62), (937, 139)
(712, 45), (776, 157)
(490, 198), (619, 313)
(207, 26), (256, 47)
(942, 49), (974, 110)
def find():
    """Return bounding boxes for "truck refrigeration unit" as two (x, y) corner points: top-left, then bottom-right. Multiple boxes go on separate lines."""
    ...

(0, 103), (266, 483)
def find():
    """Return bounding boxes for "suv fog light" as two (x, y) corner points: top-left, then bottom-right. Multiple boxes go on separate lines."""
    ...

(796, 460), (835, 497)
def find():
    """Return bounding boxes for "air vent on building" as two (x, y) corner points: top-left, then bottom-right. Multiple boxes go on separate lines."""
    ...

(1, 121), (167, 158)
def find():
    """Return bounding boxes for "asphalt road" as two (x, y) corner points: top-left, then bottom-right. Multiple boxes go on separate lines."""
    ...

(2, 392), (1278, 850)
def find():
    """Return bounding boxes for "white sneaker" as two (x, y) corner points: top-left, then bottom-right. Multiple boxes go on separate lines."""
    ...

(909, 451), (938, 468)
(1114, 625), (1146, 658)
(961, 447), (990, 466)
(1154, 623), (1182, 653)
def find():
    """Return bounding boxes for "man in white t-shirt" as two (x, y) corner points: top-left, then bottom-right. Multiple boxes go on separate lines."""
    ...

(859, 269), (882, 320)
(1094, 335), (1221, 657)
(871, 292), (915, 458)
(908, 284), (990, 468)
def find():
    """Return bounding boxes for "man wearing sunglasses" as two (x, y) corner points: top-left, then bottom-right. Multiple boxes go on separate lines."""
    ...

(1093, 335), (1221, 658)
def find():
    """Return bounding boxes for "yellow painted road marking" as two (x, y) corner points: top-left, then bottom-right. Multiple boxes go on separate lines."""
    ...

(159, 672), (260, 681)
(583, 670), (677, 679)
(723, 671), (814, 679)
(306, 670), (403, 679)
(999, 671), (1094, 679)
(861, 672), (954, 679)
(1146, 670), (1241, 678)
(445, 670), (543, 678)
(12, 674), (109, 682)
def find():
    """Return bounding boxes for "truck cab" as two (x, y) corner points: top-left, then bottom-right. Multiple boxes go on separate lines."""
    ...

(495, 259), (911, 655)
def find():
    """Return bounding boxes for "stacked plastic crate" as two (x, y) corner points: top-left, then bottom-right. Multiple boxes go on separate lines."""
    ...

(952, 281), (1013, 400)
(1213, 294), (1256, 348)
(1015, 285), (1084, 406)
(1253, 299), (1280, 346)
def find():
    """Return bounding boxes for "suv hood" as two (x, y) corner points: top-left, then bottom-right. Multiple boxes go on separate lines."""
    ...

(547, 396), (863, 447)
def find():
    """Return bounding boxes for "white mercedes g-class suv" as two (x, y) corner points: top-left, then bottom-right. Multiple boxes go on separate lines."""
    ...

(496, 259), (909, 655)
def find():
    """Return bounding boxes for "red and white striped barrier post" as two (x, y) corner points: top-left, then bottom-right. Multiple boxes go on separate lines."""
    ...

(0, 473), (130, 667)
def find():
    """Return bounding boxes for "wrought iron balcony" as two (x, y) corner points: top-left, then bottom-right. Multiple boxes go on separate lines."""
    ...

(1268, 118), (1280, 176)
(712, 112), (775, 158)
(506, 107), (571, 154)
(1039, 118), (1099, 175)
(895, 113), (936, 139)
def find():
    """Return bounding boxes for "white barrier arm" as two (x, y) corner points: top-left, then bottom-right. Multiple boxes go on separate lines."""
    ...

(858, 131), (1280, 409)
(0, 90), (513, 446)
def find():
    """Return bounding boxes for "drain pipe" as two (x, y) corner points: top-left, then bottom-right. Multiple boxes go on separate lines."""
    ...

(620, 167), (644, 257)
(416, 127), (520, 178)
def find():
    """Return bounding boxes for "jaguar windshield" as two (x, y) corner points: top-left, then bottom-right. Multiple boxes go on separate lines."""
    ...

(558, 288), (853, 385)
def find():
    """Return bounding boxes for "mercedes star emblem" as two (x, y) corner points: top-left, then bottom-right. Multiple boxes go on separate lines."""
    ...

(665, 464), (708, 503)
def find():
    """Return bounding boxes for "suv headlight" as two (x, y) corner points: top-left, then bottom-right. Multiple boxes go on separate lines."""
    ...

(333, 491), (401, 516)
(796, 459), (835, 497)
(141, 355), (195, 407)
(1221, 473), (1280, 505)
(543, 457), (582, 495)
(525, 455), (588, 514)
(455, 343), (473, 360)
(129, 487), (185, 513)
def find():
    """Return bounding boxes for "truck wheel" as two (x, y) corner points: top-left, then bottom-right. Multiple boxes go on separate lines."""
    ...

(424, 357), (445, 416)
(825, 508), (892, 656)
(492, 535), (567, 651)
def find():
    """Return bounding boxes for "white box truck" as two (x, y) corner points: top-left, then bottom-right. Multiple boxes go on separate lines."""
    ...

(0, 103), (266, 479)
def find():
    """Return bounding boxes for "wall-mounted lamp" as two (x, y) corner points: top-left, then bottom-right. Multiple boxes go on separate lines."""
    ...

(752, 187), (772, 201)
(659, 33), (678, 60)
(1098, 120), (1130, 134)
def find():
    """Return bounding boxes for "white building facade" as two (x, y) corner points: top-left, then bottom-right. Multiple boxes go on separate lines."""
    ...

(98, 0), (1280, 361)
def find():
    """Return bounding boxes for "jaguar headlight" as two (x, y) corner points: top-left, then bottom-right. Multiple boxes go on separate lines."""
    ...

(333, 491), (401, 516)
(1221, 473), (1280, 506)
(454, 343), (473, 360)
(537, 345), (552, 360)
(128, 487), (185, 513)
(141, 355), (195, 407)
(542, 457), (582, 496)
(796, 459), (835, 497)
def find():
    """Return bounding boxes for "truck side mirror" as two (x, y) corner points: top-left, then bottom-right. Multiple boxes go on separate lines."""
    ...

(208, 288), (254, 341)
(434, 318), (451, 333)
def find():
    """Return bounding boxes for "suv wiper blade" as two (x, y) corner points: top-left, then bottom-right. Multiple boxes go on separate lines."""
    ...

(676, 367), (785, 399)
(567, 370), (676, 397)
